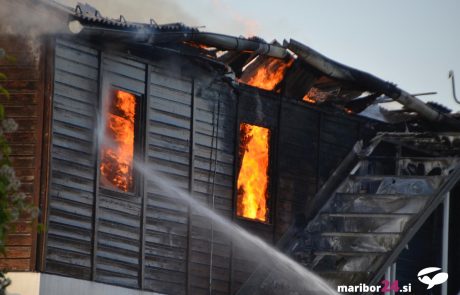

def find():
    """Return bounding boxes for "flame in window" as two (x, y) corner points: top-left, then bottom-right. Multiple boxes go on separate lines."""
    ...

(100, 90), (136, 192)
(237, 123), (270, 222)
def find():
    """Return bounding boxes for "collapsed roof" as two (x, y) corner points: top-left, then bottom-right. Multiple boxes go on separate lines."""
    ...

(33, 1), (460, 129)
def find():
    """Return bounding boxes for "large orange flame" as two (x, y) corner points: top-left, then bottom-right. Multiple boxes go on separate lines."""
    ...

(237, 123), (270, 222)
(100, 90), (136, 192)
(241, 58), (293, 91)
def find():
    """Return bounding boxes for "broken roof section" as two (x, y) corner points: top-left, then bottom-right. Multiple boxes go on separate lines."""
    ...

(54, 1), (460, 129)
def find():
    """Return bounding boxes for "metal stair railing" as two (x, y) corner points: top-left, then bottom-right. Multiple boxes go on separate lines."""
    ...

(367, 161), (460, 286)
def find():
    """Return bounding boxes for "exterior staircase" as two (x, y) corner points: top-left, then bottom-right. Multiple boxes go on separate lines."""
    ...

(237, 132), (460, 294)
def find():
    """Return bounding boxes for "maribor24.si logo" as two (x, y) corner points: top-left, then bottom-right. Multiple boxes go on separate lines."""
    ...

(417, 267), (448, 290)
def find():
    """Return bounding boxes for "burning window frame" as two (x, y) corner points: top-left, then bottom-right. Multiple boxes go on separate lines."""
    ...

(235, 122), (273, 224)
(99, 88), (143, 194)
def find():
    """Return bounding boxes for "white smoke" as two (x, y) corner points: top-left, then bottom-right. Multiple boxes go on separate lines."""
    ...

(56, 0), (261, 37)
(56, 0), (197, 26)
(0, 0), (70, 36)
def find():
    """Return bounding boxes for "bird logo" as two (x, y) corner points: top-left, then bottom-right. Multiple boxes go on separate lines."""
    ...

(417, 267), (448, 289)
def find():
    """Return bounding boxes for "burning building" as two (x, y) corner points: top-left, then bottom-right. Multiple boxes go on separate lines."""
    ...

(1, 1), (460, 294)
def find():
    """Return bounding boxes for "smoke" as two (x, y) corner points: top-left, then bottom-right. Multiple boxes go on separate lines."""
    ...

(57, 0), (198, 26)
(56, 0), (261, 37)
(0, 0), (70, 36)
(0, 0), (73, 62)
(209, 0), (260, 36)
(1, 0), (264, 42)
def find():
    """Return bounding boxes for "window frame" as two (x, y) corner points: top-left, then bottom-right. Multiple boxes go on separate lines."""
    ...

(234, 121), (274, 224)
(98, 86), (145, 198)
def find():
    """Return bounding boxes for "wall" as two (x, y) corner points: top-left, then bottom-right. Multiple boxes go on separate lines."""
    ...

(0, 35), (45, 272)
(41, 37), (372, 294)
(6, 272), (164, 295)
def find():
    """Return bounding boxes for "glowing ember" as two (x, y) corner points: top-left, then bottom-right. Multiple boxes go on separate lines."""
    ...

(237, 123), (270, 222)
(303, 87), (331, 104)
(302, 94), (316, 104)
(100, 90), (136, 192)
(241, 58), (294, 91)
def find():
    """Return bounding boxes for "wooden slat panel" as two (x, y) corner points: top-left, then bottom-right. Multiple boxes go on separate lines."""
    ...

(143, 69), (191, 295)
(103, 54), (146, 94)
(93, 54), (146, 288)
(189, 82), (236, 294)
(45, 39), (98, 279)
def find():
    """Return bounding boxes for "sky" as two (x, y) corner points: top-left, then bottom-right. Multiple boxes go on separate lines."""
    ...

(57, 0), (460, 112)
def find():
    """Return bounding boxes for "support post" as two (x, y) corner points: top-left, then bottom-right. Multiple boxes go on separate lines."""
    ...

(442, 193), (450, 295)
(390, 263), (396, 295)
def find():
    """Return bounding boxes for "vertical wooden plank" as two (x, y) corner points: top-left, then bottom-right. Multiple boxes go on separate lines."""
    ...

(45, 38), (99, 279)
(139, 64), (152, 289)
(188, 81), (236, 295)
(229, 89), (240, 295)
(30, 38), (46, 271)
(186, 79), (196, 295)
(37, 37), (55, 272)
(144, 67), (191, 295)
(94, 54), (145, 288)
(91, 50), (103, 281)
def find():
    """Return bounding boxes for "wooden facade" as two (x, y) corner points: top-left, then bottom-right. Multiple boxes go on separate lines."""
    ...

(0, 34), (378, 294)
(0, 35), (46, 272)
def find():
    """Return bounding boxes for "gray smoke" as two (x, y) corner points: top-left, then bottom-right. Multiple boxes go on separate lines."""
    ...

(56, 0), (260, 37)
(0, 0), (70, 36)
(57, 0), (198, 27)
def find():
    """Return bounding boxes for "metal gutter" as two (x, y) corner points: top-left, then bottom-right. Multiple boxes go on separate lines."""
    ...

(71, 19), (288, 58)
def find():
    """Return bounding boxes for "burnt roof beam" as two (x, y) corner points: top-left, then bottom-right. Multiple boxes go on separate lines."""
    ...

(287, 39), (460, 129)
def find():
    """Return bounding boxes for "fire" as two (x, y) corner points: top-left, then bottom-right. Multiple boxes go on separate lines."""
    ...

(237, 123), (270, 222)
(100, 90), (136, 192)
(302, 94), (316, 104)
(241, 57), (294, 91)
(302, 87), (330, 104)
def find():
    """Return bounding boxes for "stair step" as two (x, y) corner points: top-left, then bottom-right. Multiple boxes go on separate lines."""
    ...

(323, 212), (415, 218)
(314, 251), (386, 256)
(359, 157), (459, 177)
(315, 233), (400, 253)
(316, 271), (371, 285)
(314, 214), (413, 233)
(330, 194), (429, 214)
(381, 133), (460, 153)
(343, 176), (442, 194)
(367, 156), (458, 161)
(336, 193), (430, 198)
(312, 252), (383, 273)
(321, 232), (400, 237)
(350, 175), (441, 180)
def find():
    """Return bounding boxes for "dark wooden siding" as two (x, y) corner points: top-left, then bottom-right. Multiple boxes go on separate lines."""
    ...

(95, 54), (146, 287)
(45, 39), (99, 279)
(272, 104), (363, 241)
(317, 113), (361, 188)
(231, 89), (279, 293)
(143, 66), (192, 294)
(0, 35), (44, 271)
(42, 37), (373, 294)
(274, 103), (320, 240)
(188, 81), (236, 295)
